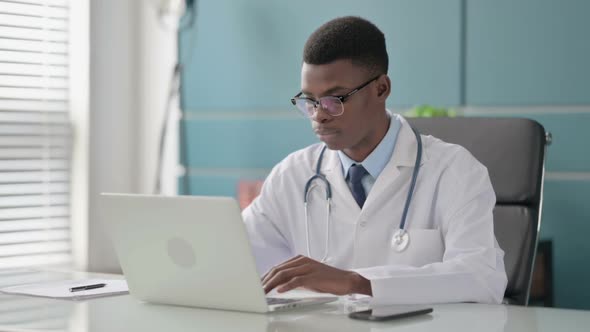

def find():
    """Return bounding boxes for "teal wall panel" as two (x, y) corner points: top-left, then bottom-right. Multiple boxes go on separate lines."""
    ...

(178, 175), (251, 197)
(183, 117), (317, 168)
(179, 0), (462, 109)
(540, 180), (590, 309)
(466, 0), (590, 105)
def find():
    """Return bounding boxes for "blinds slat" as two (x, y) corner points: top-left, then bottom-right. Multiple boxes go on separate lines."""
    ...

(0, 26), (67, 42)
(0, 87), (67, 101)
(0, 14), (66, 30)
(0, 99), (66, 111)
(0, 159), (69, 170)
(0, 125), (70, 135)
(0, 217), (68, 231)
(0, 194), (68, 207)
(0, 241), (70, 257)
(0, 171), (68, 183)
(0, 3), (68, 19)
(0, 75), (68, 89)
(0, 136), (69, 147)
(0, 148), (70, 159)
(0, 252), (70, 270)
(0, 228), (68, 243)
(0, 52), (67, 66)
(0, 206), (68, 219)
(0, 38), (66, 53)
(0, 183), (68, 195)
(0, 63), (67, 77)
(0, 111), (68, 123)
(2, 0), (68, 7)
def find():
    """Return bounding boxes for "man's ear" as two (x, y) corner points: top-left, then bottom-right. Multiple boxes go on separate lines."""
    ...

(376, 75), (391, 98)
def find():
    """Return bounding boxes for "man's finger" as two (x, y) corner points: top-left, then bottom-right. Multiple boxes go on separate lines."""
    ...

(262, 255), (311, 284)
(263, 263), (311, 294)
(261, 255), (306, 281)
(262, 263), (311, 294)
(277, 276), (308, 293)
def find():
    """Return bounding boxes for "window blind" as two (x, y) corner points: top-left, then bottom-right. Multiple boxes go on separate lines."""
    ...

(0, 0), (72, 269)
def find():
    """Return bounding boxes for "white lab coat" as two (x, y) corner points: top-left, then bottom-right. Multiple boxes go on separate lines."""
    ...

(242, 114), (508, 305)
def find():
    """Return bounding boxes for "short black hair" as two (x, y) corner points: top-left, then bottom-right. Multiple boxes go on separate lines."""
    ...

(303, 16), (388, 74)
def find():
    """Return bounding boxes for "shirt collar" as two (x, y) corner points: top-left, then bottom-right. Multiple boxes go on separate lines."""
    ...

(338, 111), (401, 179)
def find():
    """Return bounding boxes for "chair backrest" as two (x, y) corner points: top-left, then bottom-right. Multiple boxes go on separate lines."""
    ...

(406, 117), (547, 305)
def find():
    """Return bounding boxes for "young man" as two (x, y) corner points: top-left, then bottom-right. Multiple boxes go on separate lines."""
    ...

(242, 16), (507, 304)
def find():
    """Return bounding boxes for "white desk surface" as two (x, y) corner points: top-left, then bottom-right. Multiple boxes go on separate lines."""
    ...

(0, 269), (588, 332)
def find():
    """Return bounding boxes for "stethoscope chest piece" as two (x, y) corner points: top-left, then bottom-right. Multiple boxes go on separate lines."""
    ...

(391, 229), (410, 252)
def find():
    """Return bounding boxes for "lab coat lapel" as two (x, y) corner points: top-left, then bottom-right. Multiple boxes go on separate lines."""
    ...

(362, 115), (427, 212)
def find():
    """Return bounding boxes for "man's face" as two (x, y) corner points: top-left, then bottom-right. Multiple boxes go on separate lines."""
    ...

(300, 59), (386, 154)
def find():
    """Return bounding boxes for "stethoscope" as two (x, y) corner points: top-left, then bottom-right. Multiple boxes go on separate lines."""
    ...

(303, 127), (422, 262)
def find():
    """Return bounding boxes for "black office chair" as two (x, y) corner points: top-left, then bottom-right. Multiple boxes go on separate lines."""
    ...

(407, 117), (549, 305)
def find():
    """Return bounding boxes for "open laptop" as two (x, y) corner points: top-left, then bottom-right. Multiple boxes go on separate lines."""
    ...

(100, 193), (337, 313)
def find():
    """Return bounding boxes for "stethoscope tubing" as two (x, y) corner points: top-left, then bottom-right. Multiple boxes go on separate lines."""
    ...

(303, 126), (422, 260)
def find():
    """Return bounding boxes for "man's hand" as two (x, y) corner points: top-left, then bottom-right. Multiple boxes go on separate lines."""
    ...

(261, 255), (372, 296)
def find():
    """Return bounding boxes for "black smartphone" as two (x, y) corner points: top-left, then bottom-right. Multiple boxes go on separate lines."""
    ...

(348, 305), (433, 321)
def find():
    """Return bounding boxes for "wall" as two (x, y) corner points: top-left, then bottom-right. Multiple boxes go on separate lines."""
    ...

(178, 0), (590, 309)
(88, 0), (177, 273)
(89, 0), (138, 273)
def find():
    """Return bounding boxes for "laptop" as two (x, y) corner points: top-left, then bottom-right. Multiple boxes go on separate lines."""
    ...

(100, 193), (337, 313)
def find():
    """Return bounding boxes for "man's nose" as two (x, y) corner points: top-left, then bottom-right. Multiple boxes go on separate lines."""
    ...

(311, 104), (331, 123)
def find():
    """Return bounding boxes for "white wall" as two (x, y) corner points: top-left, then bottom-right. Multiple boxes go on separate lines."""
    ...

(88, 0), (177, 273)
(70, 0), (90, 270)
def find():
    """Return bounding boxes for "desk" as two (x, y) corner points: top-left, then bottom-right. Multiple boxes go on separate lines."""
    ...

(0, 269), (588, 332)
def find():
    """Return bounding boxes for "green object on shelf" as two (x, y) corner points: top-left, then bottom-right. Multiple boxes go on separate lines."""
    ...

(404, 105), (457, 118)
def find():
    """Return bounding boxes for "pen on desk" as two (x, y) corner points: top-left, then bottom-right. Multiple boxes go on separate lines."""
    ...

(69, 283), (107, 292)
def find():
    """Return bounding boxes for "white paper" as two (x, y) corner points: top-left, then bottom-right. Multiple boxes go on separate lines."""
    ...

(0, 278), (129, 300)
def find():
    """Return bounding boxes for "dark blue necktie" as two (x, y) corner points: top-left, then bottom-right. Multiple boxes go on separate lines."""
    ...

(349, 164), (368, 208)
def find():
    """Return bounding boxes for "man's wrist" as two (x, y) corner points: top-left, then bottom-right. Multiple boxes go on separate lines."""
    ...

(348, 272), (372, 296)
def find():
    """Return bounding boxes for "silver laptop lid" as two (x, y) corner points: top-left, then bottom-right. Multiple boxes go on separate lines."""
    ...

(101, 194), (268, 313)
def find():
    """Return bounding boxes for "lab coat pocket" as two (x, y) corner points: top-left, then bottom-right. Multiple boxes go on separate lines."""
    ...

(388, 229), (444, 267)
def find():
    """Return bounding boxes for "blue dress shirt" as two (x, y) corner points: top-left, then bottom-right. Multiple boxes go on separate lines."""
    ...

(338, 113), (401, 196)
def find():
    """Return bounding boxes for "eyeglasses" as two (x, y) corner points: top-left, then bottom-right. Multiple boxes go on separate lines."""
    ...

(290, 75), (381, 118)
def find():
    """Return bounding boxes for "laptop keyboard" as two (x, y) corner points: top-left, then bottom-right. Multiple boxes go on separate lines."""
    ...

(266, 297), (299, 305)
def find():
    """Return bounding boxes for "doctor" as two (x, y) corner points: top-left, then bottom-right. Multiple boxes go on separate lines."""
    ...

(242, 16), (507, 304)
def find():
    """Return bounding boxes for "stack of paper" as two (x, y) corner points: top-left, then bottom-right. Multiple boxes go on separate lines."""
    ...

(0, 278), (129, 300)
